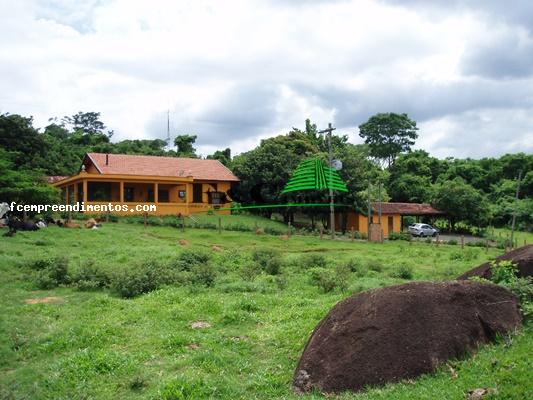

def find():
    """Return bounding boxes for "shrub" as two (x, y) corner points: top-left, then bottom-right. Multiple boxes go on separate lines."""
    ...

(447, 239), (458, 245)
(34, 256), (70, 289)
(190, 263), (217, 287)
(334, 264), (351, 291)
(308, 268), (337, 293)
(490, 260), (518, 284)
(170, 249), (211, 271)
(72, 261), (110, 291)
(111, 261), (165, 298)
(367, 259), (384, 273)
(343, 258), (363, 273)
(252, 248), (282, 275)
(299, 253), (328, 269)
(392, 263), (414, 279)
(502, 277), (533, 320)
(388, 232), (410, 241)
(239, 263), (261, 281)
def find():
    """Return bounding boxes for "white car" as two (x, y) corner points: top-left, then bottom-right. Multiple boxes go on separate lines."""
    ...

(409, 223), (439, 237)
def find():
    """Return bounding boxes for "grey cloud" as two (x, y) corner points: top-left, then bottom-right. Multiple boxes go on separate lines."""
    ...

(462, 33), (533, 79)
(145, 84), (281, 148)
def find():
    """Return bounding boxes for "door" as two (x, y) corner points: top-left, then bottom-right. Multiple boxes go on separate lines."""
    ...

(193, 184), (203, 203)
(388, 216), (394, 234)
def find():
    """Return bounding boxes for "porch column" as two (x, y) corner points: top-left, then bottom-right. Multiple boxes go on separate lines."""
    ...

(154, 182), (159, 203)
(82, 180), (88, 203)
(120, 181), (124, 203)
(73, 183), (78, 204)
(65, 185), (69, 205)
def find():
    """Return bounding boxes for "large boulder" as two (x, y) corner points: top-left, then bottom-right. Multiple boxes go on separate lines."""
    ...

(457, 245), (532, 280)
(293, 281), (521, 394)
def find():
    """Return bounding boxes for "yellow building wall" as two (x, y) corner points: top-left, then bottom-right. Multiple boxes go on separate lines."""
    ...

(342, 212), (401, 237)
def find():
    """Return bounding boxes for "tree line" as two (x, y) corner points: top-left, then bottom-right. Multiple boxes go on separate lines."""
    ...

(0, 111), (531, 232)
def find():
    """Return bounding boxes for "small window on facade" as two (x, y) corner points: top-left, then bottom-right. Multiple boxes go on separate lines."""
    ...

(124, 187), (134, 202)
(208, 191), (225, 205)
(158, 190), (169, 203)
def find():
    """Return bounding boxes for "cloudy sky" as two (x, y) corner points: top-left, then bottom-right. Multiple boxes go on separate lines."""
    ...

(1, 0), (532, 159)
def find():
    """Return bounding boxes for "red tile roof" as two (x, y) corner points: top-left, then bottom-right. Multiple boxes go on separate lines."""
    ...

(85, 153), (240, 182)
(46, 176), (69, 184)
(371, 202), (444, 215)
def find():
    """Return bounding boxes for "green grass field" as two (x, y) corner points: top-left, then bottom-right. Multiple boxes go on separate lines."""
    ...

(0, 219), (531, 399)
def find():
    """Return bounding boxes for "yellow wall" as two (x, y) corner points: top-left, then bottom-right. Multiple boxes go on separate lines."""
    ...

(341, 212), (401, 237)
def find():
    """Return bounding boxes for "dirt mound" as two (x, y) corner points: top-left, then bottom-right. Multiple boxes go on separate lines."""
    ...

(293, 281), (521, 394)
(457, 245), (532, 280)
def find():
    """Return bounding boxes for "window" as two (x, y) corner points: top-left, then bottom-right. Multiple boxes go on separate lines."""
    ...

(193, 184), (203, 203)
(124, 187), (134, 202)
(158, 189), (169, 203)
(208, 191), (225, 205)
(178, 190), (186, 199)
(147, 189), (154, 202)
(88, 182), (112, 201)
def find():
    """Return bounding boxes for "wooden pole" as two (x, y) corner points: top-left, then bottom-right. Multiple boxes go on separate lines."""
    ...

(436, 233), (440, 247)
(320, 227), (323, 240)
(218, 217), (222, 234)
(351, 226), (355, 242)
(143, 212), (147, 228)
(461, 235), (464, 249)
(288, 221), (291, 237)
(510, 170), (522, 250)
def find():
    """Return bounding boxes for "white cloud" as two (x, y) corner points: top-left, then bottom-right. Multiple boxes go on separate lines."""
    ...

(0, 0), (531, 158)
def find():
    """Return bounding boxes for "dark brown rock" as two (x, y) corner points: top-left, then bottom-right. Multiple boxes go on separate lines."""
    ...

(293, 281), (521, 394)
(457, 245), (532, 280)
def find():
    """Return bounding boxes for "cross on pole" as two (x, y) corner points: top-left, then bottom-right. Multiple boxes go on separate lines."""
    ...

(319, 123), (336, 239)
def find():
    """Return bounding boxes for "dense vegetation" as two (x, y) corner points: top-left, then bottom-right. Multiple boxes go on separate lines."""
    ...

(1, 221), (531, 399)
(0, 111), (530, 231)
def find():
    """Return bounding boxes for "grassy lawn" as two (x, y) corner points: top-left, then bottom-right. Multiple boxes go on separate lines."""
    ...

(0, 219), (531, 399)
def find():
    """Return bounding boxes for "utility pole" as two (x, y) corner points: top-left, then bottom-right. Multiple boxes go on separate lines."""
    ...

(510, 170), (522, 249)
(319, 123), (336, 239)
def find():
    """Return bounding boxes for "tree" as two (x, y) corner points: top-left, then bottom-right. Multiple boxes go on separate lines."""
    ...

(62, 111), (113, 137)
(174, 134), (197, 158)
(207, 148), (231, 166)
(358, 113), (418, 167)
(432, 178), (491, 230)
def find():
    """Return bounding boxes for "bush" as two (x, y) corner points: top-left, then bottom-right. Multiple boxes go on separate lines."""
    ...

(111, 261), (166, 298)
(343, 258), (363, 273)
(299, 253), (328, 269)
(170, 249), (211, 271)
(239, 263), (261, 281)
(72, 261), (110, 291)
(34, 256), (70, 289)
(367, 259), (384, 273)
(190, 263), (217, 287)
(392, 263), (414, 279)
(308, 268), (337, 293)
(447, 239), (458, 245)
(490, 260), (518, 284)
(252, 248), (282, 275)
(388, 232), (410, 241)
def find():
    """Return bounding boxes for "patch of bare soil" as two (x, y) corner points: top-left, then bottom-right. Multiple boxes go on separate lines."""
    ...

(293, 281), (521, 394)
(457, 244), (532, 280)
(190, 321), (211, 329)
(24, 296), (63, 305)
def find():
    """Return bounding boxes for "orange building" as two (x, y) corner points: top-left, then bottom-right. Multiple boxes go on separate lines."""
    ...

(51, 153), (239, 215)
(337, 202), (444, 238)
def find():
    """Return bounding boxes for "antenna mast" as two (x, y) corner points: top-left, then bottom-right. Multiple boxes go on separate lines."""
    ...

(166, 110), (171, 148)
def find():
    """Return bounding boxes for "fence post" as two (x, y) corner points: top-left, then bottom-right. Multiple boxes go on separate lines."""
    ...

(143, 212), (147, 228)
(461, 235), (464, 250)
(182, 215), (185, 232)
(320, 227), (323, 240)
(288, 221), (291, 237)
(436, 234), (440, 247)
(485, 239), (489, 252)
(218, 217), (222, 234)
(351, 226), (355, 242)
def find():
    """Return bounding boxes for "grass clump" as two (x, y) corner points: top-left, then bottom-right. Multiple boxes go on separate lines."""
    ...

(252, 248), (282, 275)
(367, 259), (384, 273)
(298, 253), (328, 269)
(111, 261), (166, 298)
(72, 261), (110, 291)
(34, 256), (70, 289)
(391, 263), (414, 280)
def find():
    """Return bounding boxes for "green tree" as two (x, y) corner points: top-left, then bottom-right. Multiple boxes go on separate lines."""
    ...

(432, 178), (491, 230)
(207, 148), (231, 166)
(358, 113), (418, 167)
(174, 134), (197, 158)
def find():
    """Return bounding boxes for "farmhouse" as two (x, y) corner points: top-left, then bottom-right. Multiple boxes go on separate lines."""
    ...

(337, 202), (444, 238)
(51, 153), (240, 215)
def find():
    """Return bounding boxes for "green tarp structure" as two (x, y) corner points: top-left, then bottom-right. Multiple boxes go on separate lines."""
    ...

(281, 158), (348, 194)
